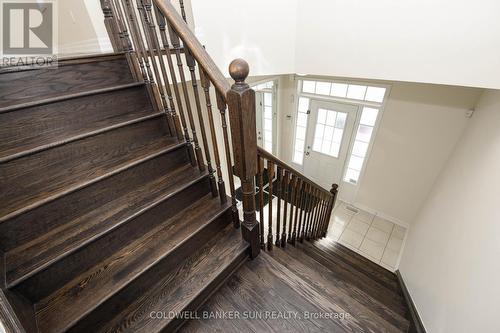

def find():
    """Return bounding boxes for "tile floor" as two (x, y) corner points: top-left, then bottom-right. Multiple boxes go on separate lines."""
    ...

(325, 200), (408, 271)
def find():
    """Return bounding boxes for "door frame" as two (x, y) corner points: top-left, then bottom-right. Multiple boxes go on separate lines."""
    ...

(252, 79), (278, 155)
(302, 99), (360, 189)
(290, 76), (391, 203)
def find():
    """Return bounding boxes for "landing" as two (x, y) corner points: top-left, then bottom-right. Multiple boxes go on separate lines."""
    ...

(180, 239), (411, 332)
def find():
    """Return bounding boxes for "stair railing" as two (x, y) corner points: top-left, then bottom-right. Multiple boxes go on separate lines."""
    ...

(100, 0), (337, 258)
(256, 148), (339, 251)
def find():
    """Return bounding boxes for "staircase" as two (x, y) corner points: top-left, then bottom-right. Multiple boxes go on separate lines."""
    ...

(0, 53), (248, 333)
(0, 1), (338, 332)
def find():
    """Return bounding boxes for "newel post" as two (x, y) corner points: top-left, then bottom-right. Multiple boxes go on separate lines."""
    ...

(226, 59), (260, 258)
(323, 184), (339, 237)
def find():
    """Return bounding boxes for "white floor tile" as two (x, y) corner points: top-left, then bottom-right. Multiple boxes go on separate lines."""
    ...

(360, 238), (385, 261)
(346, 218), (370, 236)
(329, 222), (345, 240)
(366, 226), (390, 244)
(381, 248), (399, 268)
(372, 217), (394, 233)
(392, 225), (407, 239)
(387, 236), (403, 252)
(354, 209), (375, 224)
(339, 229), (363, 248)
(331, 210), (352, 226)
(339, 202), (357, 215)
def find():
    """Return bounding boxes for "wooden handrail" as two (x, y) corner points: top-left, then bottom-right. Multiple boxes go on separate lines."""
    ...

(257, 147), (332, 197)
(153, 0), (231, 96)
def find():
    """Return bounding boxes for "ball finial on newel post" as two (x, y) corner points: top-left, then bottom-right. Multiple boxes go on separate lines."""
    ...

(229, 58), (250, 85)
(330, 184), (339, 195)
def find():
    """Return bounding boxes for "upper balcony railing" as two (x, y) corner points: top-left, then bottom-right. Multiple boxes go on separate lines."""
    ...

(100, 0), (337, 257)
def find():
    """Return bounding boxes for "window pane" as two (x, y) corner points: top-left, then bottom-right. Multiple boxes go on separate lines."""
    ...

(264, 93), (273, 106)
(296, 126), (306, 140)
(348, 155), (364, 171)
(264, 130), (272, 142)
(360, 107), (379, 126)
(356, 125), (373, 143)
(347, 84), (367, 100)
(324, 126), (334, 141)
(335, 112), (347, 129)
(315, 124), (325, 138)
(315, 81), (331, 95)
(302, 81), (316, 93)
(345, 168), (360, 184)
(365, 86), (386, 102)
(264, 119), (272, 131)
(295, 139), (305, 152)
(264, 106), (273, 119)
(330, 142), (341, 157)
(297, 113), (308, 127)
(313, 137), (322, 151)
(332, 128), (343, 143)
(321, 140), (331, 154)
(293, 151), (303, 165)
(317, 109), (327, 124)
(325, 110), (337, 126)
(265, 140), (272, 152)
(331, 83), (348, 97)
(353, 140), (369, 157)
(298, 97), (310, 113)
(265, 81), (274, 89)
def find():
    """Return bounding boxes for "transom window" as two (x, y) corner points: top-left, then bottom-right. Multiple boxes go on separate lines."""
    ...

(312, 109), (347, 158)
(302, 80), (386, 103)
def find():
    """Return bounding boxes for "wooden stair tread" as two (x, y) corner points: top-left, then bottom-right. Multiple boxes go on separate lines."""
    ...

(98, 224), (248, 333)
(5, 164), (205, 287)
(0, 83), (153, 161)
(35, 194), (233, 333)
(0, 117), (177, 220)
(268, 245), (409, 331)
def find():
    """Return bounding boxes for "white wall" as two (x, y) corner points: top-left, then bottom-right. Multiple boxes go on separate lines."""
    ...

(399, 89), (500, 333)
(191, 0), (298, 77)
(191, 0), (500, 89)
(356, 82), (482, 225)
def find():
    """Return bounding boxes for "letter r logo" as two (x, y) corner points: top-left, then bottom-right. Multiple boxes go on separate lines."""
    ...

(2, 1), (54, 55)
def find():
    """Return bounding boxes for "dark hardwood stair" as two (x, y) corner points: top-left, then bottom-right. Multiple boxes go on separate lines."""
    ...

(0, 53), (249, 333)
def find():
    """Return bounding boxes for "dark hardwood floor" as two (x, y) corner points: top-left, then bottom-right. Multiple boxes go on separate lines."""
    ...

(181, 239), (411, 333)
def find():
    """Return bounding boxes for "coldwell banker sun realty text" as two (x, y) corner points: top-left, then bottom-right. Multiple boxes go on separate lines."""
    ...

(1, 0), (58, 67)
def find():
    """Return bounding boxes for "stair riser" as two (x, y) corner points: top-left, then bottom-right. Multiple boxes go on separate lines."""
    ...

(0, 145), (188, 253)
(0, 116), (172, 218)
(0, 85), (153, 160)
(67, 209), (232, 333)
(11, 177), (210, 302)
(0, 55), (134, 109)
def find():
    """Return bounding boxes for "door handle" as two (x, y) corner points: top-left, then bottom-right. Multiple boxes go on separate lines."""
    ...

(305, 152), (310, 156)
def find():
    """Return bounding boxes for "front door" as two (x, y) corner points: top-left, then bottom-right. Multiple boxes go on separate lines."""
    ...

(303, 100), (358, 189)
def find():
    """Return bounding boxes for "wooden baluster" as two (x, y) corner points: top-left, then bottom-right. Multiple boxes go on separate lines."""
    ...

(323, 184), (339, 237)
(287, 175), (297, 244)
(141, 0), (178, 134)
(316, 194), (327, 239)
(178, 0), (187, 22)
(303, 183), (312, 241)
(291, 178), (301, 245)
(267, 160), (274, 251)
(136, 0), (170, 116)
(198, 70), (222, 198)
(275, 166), (282, 246)
(308, 189), (319, 240)
(297, 180), (306, 244)
(123, 0), (157, 106)
(100, 0), (122, 52)
(111, 0), (145, 82)
(151, 7), (190, 148)
(313, 190), (323, 239)
(257, 157), (265, 250)
(167, 22), (204, 170)
(216, 91), (239, 225)
(227, 59), (259, 258)
(281, 170), (289, 247)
